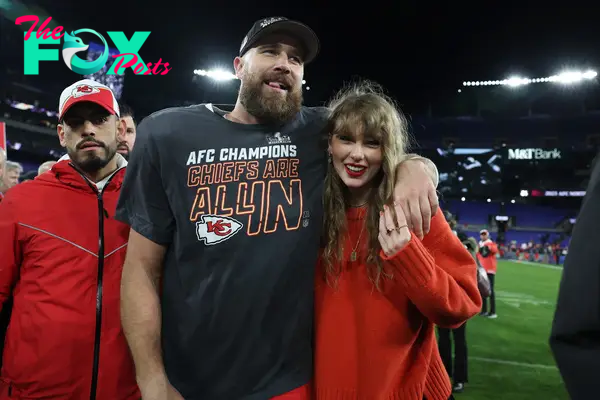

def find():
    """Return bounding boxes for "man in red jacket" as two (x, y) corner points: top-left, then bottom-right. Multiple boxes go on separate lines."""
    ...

(0, 79), (140, 400)
(478, 229), (499, 318)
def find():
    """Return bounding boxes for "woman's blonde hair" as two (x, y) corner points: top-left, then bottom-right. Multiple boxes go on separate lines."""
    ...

(322, 79), (411, 290)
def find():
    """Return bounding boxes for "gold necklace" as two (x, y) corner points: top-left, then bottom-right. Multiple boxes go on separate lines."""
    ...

(350, 222), (366, 262)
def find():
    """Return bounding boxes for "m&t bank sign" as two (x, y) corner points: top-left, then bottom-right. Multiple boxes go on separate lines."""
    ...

(16, 15), (172, 76)
(507, 148), (562, 161)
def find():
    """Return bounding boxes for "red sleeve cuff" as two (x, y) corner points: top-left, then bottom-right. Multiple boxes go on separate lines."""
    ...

(379, 236), (436, 285)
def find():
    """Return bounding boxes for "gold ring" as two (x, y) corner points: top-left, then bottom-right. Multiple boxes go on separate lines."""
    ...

(395, 225), (408, 232)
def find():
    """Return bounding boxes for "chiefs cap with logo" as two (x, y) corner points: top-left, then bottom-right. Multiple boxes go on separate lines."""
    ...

(58, 79), (120, 121)
(239, 17), (320, 64)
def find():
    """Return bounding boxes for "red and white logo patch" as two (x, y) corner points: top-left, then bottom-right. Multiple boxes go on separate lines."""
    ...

(71, 84), (100, 98)
(196, 215), (243, 245)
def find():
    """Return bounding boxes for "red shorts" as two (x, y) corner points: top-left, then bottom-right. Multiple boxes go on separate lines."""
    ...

(270, 384), (311, 400)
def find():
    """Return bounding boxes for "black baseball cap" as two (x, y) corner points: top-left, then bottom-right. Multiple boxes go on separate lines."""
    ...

(239, 17), (320, 64)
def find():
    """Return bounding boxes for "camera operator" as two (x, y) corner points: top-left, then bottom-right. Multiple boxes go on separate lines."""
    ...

(478, 229), (498, 318)
(446, 211), (467, 242)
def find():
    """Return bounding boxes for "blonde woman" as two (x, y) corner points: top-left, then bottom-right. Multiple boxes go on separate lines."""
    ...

(313, 81), (482, 400)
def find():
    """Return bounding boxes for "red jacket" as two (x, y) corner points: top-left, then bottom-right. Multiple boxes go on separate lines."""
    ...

(0, 159), (139, 400)
(314, 208), (482, 400)
(477, 239), (498, 274)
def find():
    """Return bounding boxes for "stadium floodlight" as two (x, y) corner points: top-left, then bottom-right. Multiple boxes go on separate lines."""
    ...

(193, 69), (238, 81)
(462, 69), (597, 88)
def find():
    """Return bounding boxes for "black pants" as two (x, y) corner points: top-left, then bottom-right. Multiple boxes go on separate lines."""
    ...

(481, 273), (496, 314)
(437, 323), (468, 383)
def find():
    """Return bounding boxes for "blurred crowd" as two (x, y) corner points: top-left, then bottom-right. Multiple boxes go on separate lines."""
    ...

(0, 152), (55, 199)
(502, 241), (568, 264)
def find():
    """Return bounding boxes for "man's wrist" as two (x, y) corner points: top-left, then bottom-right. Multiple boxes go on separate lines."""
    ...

(399, 155), (439, 188)
(137, 369), (168, 390)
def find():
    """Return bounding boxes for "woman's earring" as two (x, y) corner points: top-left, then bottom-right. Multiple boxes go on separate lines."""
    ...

(327, 152), (332, 163)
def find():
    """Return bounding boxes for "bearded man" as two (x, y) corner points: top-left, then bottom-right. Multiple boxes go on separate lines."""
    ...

(117, 17), (441, 400)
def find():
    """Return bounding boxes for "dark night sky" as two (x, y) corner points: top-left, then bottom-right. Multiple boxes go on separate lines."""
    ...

(10, 0), (600, 117)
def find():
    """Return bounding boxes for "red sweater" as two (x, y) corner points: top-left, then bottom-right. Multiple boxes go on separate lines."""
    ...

(314, 207), (482, 400)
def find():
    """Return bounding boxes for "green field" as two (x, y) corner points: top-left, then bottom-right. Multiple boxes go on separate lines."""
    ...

(456, 260), (569, 400)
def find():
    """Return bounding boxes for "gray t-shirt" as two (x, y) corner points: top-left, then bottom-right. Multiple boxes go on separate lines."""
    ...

(115, 103), (328, 400)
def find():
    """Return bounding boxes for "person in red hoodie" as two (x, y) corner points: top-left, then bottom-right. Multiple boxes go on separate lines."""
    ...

(0, 79), (140, 400)
(314, 80), (482, 400)
(477, 229), (499, 318)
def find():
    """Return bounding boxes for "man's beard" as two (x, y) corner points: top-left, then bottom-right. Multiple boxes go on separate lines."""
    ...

(117, 142), (130, 160)
(67, 139), (117, 174)
(239, 70), (302, 125)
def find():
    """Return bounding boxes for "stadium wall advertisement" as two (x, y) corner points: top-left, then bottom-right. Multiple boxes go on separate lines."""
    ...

(507, 148), (562, 161)
(529, 189), (586, 197)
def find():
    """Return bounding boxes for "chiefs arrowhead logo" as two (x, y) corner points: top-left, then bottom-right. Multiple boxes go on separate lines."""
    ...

(195, 215), (243, 245)
(72, 84), (100, 98)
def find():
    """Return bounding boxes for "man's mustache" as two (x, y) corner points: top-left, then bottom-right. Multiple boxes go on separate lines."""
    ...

(77, 139), (106, 150)
(117, 142), (129, 151)
(263, 73), (294, 90)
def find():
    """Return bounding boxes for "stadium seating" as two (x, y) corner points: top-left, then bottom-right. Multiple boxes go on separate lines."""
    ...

(504, 203), (575, 228)
(444, 199), (575, 228)
(412, 114), (600, 148)
(443, 199), (499, 225)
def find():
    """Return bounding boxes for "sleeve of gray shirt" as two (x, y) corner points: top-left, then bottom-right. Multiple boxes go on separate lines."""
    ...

(115, 113), (176, 245)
